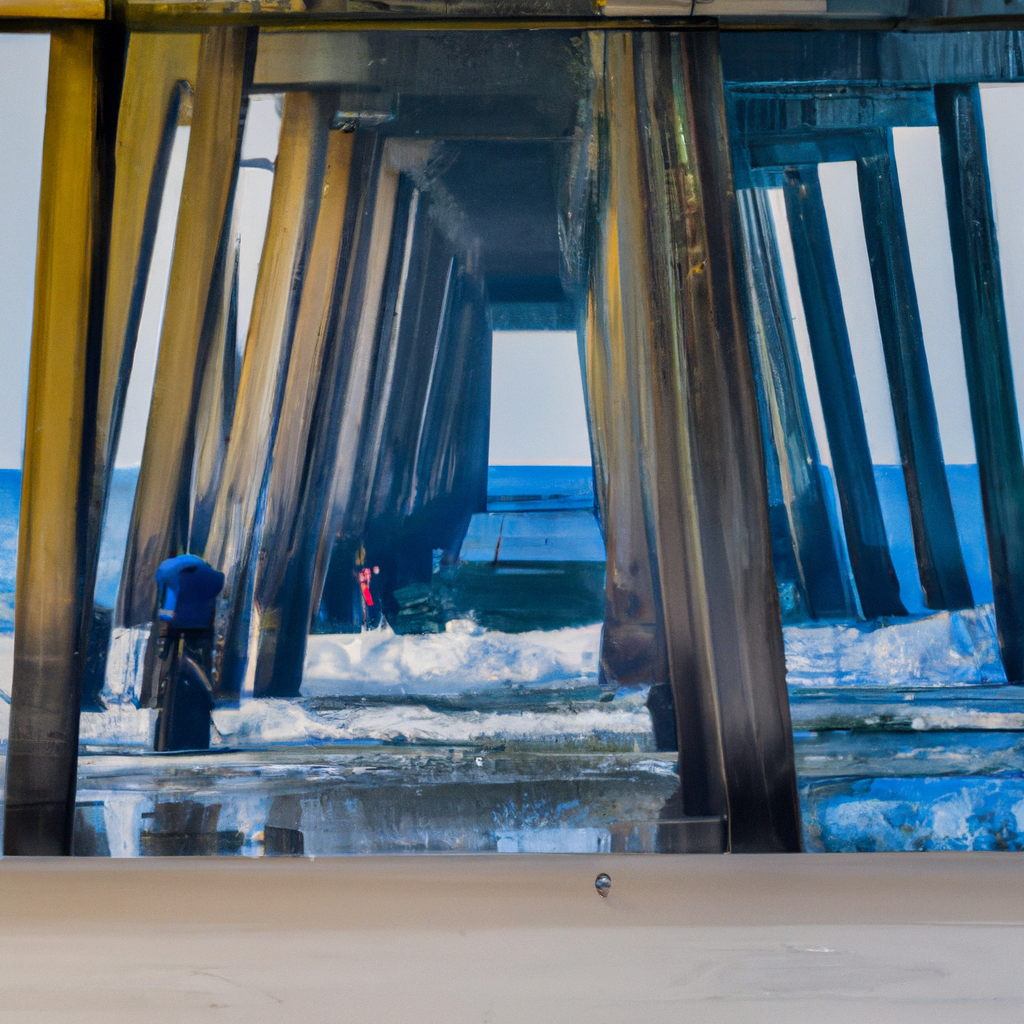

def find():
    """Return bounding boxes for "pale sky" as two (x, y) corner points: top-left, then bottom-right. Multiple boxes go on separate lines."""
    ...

(0, 34), (48, 470)
(489, 331), (591, 466)
(112, 125), (189, 468)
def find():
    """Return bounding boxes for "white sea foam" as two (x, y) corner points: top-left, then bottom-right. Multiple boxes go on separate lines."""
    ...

(301, 604), (1004, 697)
(79, 707), (157, 747)
(301, 618), (602, 696)
(211, 690), (653, 750)
(0, 602), (1009, 753)
(102, 625), (151, 706)
(783, 604), (1004, 687)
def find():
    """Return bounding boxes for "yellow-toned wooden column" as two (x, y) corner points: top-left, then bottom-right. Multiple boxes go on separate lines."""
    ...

(188, 203), (239, 557)
(116, 27), (251, 642)
(201, 91), (330, 702)
(306, 146), (400, 634)
(5, 25), (105, 855)
(246, 125), (356, 699)
(88, 33), (201, 584)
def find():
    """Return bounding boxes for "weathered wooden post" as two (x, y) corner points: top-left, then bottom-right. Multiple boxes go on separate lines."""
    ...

(592, 30), (801, 852)
(856, 131), (973, 612)
(936, 84), (1024, 682)
(782, 163), (907, 620)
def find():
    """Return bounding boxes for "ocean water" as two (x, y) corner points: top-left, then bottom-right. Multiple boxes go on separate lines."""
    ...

(486, 465), (595, 511)
(1, 464), (1022, 854)
(872, 464), (994, 613)
(0, 462), (991, 630)
(61, 596), (1024, 854)
(801, 776), (1024, 852)
(0, 465), (139, 630)
(0, 469), (19, 632)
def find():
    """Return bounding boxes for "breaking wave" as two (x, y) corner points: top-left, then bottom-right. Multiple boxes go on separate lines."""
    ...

(301, 618), (602, 696)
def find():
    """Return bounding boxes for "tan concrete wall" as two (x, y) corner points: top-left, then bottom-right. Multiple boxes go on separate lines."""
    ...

(0, 853), (1021, 1021)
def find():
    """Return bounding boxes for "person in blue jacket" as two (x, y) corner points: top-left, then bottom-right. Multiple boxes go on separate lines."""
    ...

(153, 554), (225, 752)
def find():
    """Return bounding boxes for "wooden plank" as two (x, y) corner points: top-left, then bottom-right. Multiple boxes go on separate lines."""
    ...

(0, 0), (105, 19)
(0, 855), (1019, 1018)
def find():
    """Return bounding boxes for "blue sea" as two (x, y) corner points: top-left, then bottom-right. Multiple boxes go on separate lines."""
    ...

(0, 465), (595, 630)
(0, 466), (140, 631)
(486, 465), (596, 511)
(3, 462), (1024, 853)
(1, 461), (989, 620)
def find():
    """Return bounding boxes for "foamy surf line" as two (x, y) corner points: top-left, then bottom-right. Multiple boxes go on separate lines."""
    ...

(784, 604), (1005, 688)
(300, 606), (1006, 696)
(1, 604), (1008, 704)
(300, 619), (603, 696)
(210, 693), (655, 749)
(76, 692), (656, 751)
(0, 602), (1012, 753)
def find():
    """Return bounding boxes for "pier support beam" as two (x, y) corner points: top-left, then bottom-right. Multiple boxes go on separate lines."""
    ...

(857, 132), (973, 612)
(782, 164), (906, 620)
(937, 83), (1024, 681)
(5, 25), (118, 854)
(246, 126), (358, 698)
(584, 218), (667, 694)
(227, 134), (383, 696)
(307, 145), (401, 637)
(737, 187), (852, 620)
(583, 31), (666, 700)
(309, 145), (490, 657)
(90, 33), (201, 604)
(593, 30), (801, 851)
(117, 27), (252, 641)
(202, 91), (329, 700)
